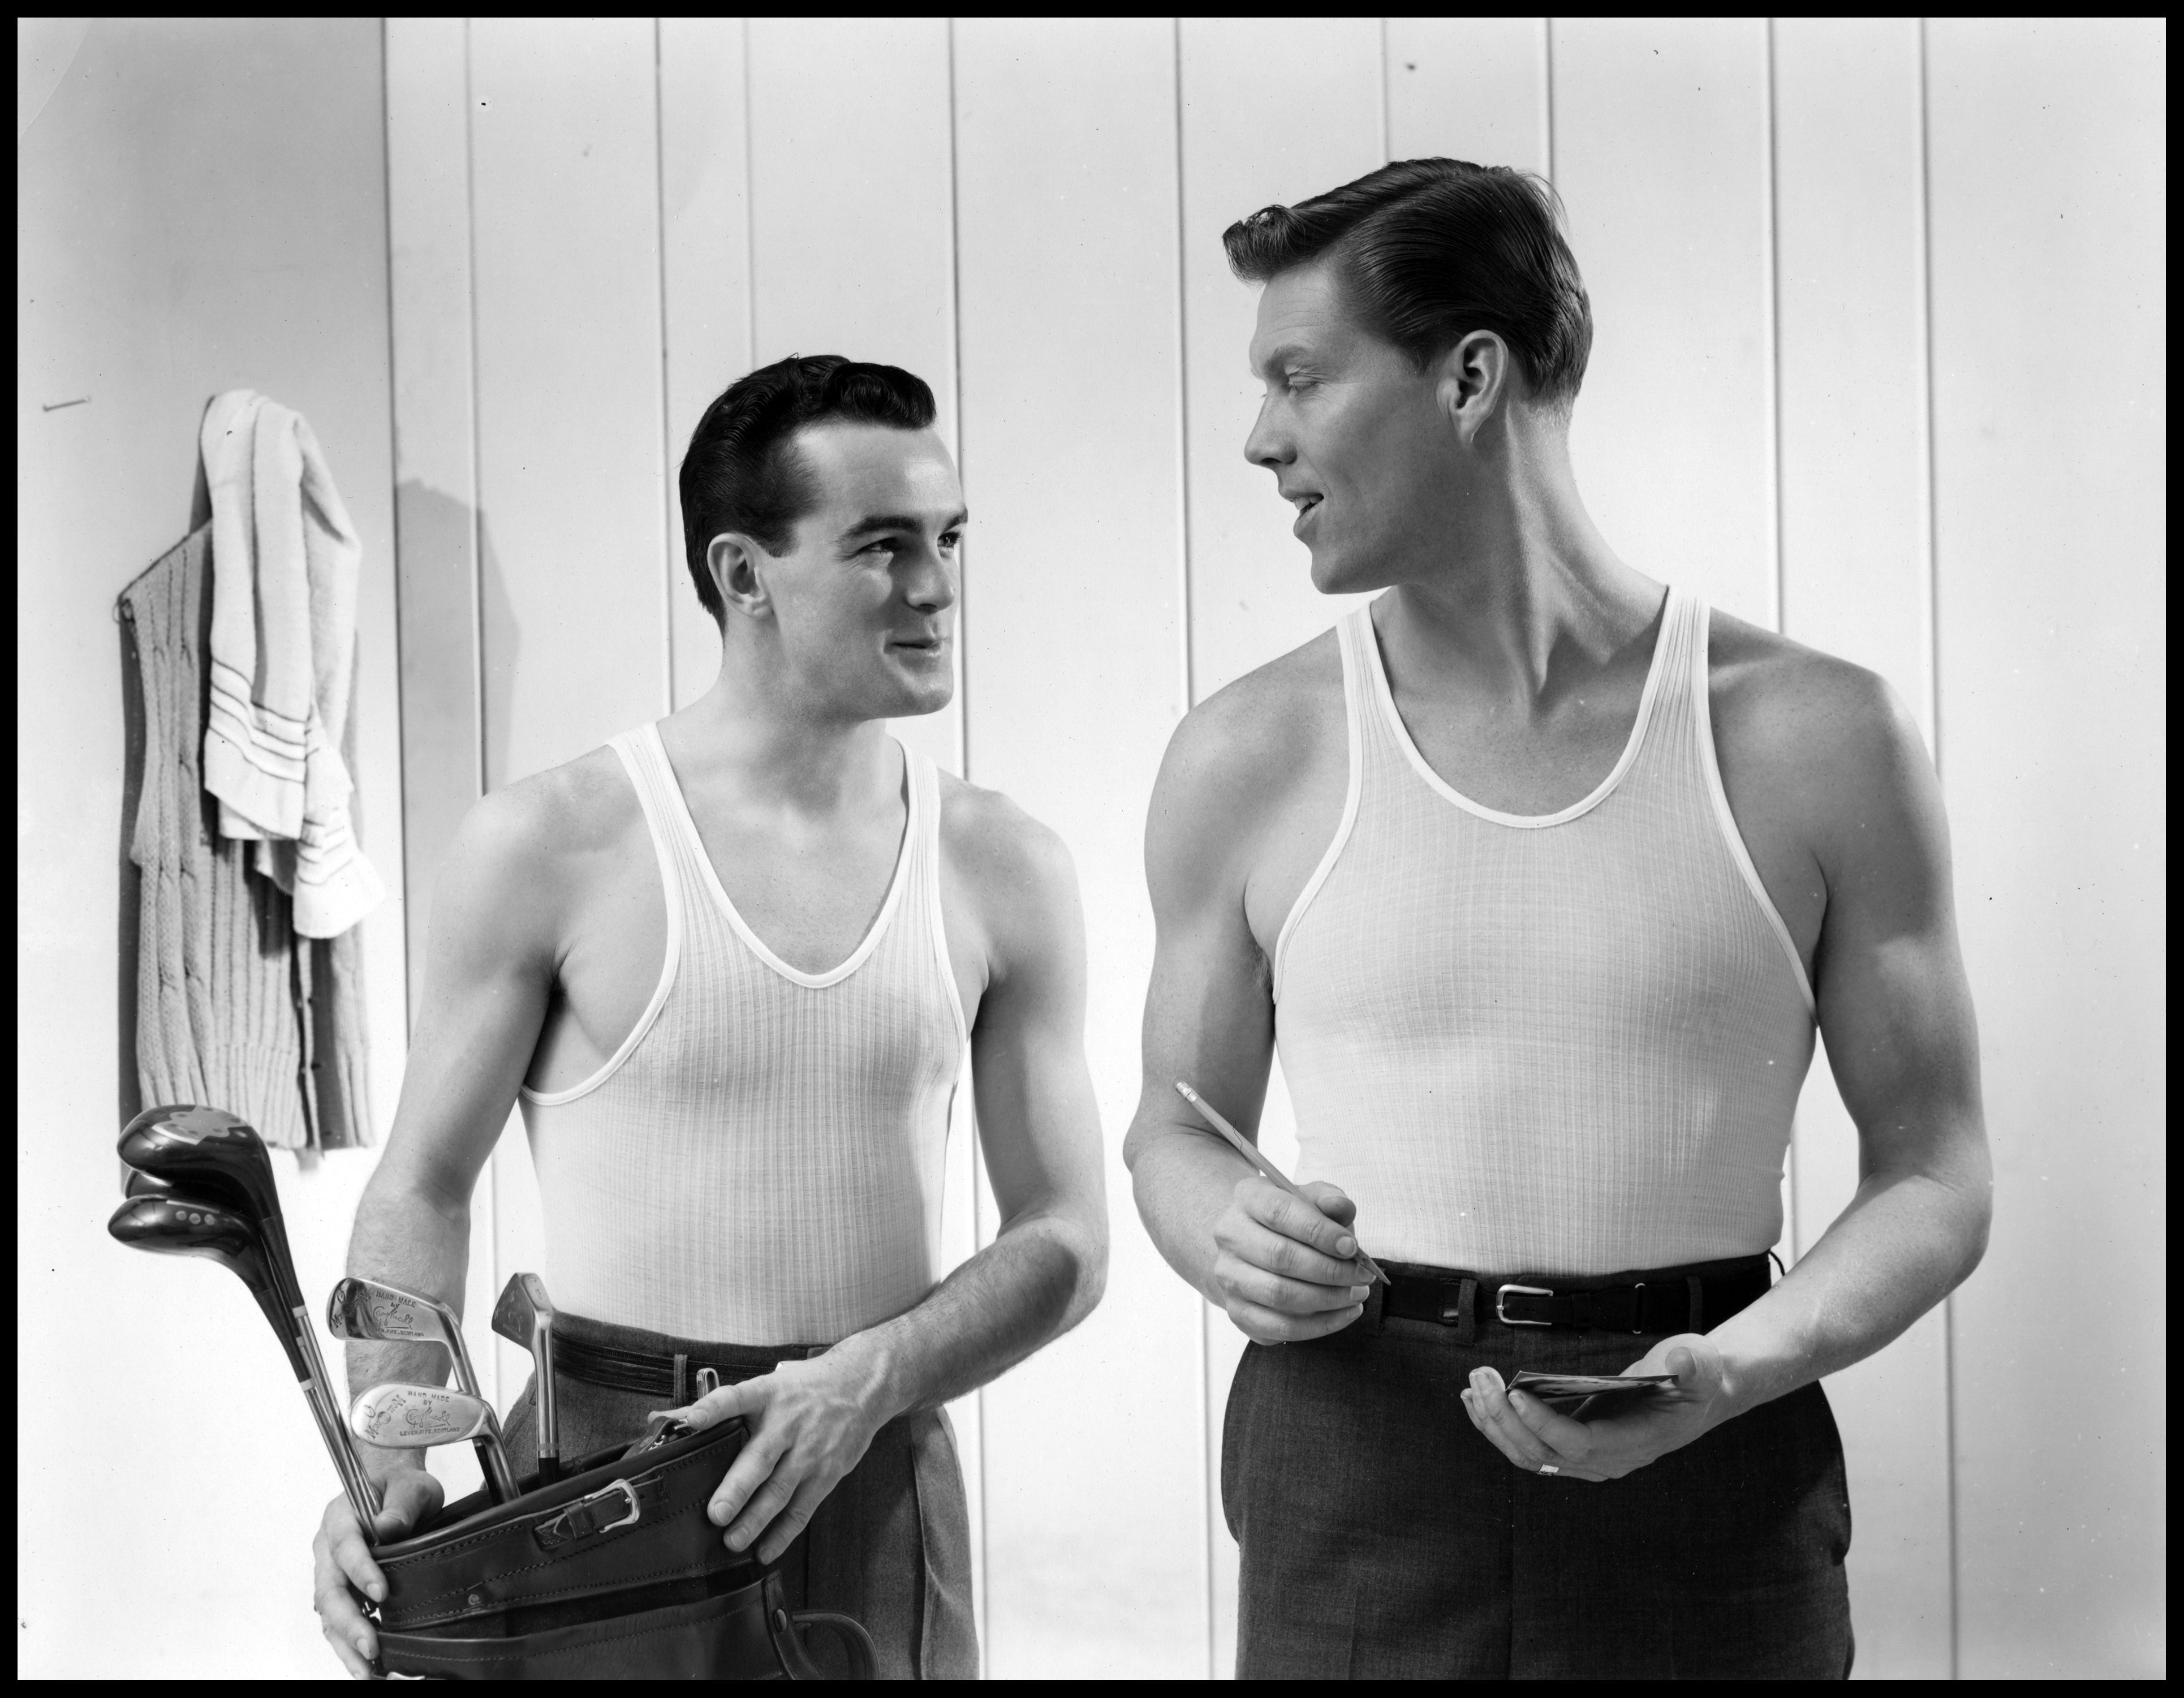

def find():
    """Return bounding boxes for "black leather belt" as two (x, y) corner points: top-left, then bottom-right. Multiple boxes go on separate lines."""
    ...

(1374, 1253), (1771, 1342)
(554, 1334), (826, 1404)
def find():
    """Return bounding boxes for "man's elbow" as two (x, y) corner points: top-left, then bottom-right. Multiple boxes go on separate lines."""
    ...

(1954, 1181), (1993, 1287)
(1066, 1207), (1110, 1329)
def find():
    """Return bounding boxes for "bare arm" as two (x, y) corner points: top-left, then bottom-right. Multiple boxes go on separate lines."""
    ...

(312, 786), (566, 1673)
(1470, 674), (1992, 1477)
(1123, 682), (1374, 1343)
(1708, 681), (1990, 1407)
(675, 796), (1109, 1561)
(847, 800), (1109, 1410)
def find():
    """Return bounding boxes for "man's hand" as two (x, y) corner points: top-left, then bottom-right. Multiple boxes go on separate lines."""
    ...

(1460, 1336), (1730, 1481)
(312, 1470), (443, 1679)
(1212, 1176), (1375, 1344)
(657, 1348), (894, 1565)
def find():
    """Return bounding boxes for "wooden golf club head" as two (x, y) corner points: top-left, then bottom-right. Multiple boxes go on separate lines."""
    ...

(117, 1106), (295, 1274)
(350, 1383), (500, 1448)
(107, 1193), (304, 1375)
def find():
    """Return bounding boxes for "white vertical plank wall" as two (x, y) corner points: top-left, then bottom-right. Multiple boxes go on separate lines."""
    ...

(1773, 19), (1953, 1678)
(1925, 19), (2166, 1680)
(381, 18), (2168, 1680)
(952, 19), (1197, 1675)
(658, 18), (752, 716)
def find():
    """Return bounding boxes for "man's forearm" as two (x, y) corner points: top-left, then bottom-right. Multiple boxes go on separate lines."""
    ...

(343, 1171), (477, 1477)
(1126, 1117), (1256, 1301)
(835, 1209), (1104, 1422)
(1712, 1160), (1991, 1416)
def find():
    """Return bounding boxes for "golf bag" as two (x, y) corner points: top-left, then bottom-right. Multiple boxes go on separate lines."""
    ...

(367, 1415), (876, 1679)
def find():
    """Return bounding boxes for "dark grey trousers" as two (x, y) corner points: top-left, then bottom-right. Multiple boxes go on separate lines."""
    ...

(501, 1310), (979, 1680)
(1224, 1307), (1854, 1679)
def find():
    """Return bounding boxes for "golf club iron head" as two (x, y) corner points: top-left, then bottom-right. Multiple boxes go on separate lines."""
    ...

(492, 1271), (560, 1483)
(329, 1276), (516, 1503)
(328, 1277), (473, 1385)
(350, 1383), (501, 1448)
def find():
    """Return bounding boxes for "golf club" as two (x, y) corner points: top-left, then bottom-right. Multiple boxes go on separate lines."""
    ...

(348, 1383), (503, 1451)
(109, 1194), (381, 1531)
(492, 1272), (561, 1485)
(328, 1276), (517, 1502)
(117, 1106), (380, 1531)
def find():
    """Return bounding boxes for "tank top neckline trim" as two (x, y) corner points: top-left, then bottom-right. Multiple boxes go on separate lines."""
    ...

(644, 721), (921, 991)
(518, 725), (932, 1109)
(1359, 585), (1680, 831)
(1273, 587), (1816, 1016)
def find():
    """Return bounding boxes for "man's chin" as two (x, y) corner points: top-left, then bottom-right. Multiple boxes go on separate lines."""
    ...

(876, 669), (955, 720)
(1308, 547), (1376, 598)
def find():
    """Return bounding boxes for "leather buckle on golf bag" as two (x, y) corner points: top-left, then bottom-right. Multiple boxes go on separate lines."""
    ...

(533, 1478), (640, 1551)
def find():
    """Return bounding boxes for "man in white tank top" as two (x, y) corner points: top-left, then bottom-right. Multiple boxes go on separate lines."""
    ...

(1126, 162), (1991, 1678)
(312, 356), (1107, 1678)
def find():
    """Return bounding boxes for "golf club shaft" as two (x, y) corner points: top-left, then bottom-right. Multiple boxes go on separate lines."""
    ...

(294, 1305), (383, 1523)
(298, 1361), (382, 1530)
(436, 1321), (519, 1503)
(535, 1325), (559, 1485)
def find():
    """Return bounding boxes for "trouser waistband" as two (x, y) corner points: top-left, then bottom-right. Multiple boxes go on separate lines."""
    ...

(1370, 1253), (1771, 1343)
(549, 1310), (828, 1403)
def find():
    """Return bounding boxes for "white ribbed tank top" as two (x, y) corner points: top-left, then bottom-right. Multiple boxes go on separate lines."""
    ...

(520, 725), (967, 1343)
(1273, 590), (1816, 1276)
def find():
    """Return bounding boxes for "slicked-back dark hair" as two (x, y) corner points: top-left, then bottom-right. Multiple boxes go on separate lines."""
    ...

(679, 353), (938, 622)
(1224, 158), (1591, 410)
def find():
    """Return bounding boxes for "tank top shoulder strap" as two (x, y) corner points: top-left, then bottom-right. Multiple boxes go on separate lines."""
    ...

(521, 727), (686, 1107)
(903, 745), (969, 1048)
(1272, 612), (1372, 1001)
(609, 725), (697, 918)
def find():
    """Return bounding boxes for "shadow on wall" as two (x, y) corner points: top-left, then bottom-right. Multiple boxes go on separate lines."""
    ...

(389, 482), (519, 1018)
(480, 514), (516, 794)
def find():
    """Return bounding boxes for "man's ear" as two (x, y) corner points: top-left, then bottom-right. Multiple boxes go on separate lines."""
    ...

(1435, 330), (1511, 445)
(706, 532), (775, 621)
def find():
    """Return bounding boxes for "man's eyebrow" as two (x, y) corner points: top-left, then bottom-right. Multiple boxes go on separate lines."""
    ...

(1251, 341), (1313, 375)
(838, 509), (970, 542)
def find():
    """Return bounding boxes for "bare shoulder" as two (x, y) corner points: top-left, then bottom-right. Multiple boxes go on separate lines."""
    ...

(434, 745), (643, 947)
(938, 771), (1077, 899)
(1706, 609), (1943, 889)
(1152, 627), (1345, 866)
(1162, 627), (1343, 796)
(1707, 611), (1928, 786)
(937, 772), (1083, 993)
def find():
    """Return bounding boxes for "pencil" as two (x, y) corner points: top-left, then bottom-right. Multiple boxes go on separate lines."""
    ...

(1174, 1081), (1385, 1286)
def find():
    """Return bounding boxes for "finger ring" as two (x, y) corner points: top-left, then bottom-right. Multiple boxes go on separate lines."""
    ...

(1537, 1463), (1560, 1476)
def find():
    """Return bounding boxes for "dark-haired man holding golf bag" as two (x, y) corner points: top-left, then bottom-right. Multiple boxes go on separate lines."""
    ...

(310, 356), (1109, 1678)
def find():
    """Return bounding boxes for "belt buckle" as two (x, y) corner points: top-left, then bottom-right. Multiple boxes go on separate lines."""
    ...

(533, 1479), (641, 1550)
(1496, 1283), (1555, 1327)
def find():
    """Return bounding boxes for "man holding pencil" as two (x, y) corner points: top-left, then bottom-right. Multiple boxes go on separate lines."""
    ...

(1124, 160), (1991, 1678)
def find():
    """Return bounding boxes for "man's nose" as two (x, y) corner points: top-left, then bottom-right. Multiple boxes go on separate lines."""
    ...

(903, 542), (957, 613)
(1243, 396), (1291, 472)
